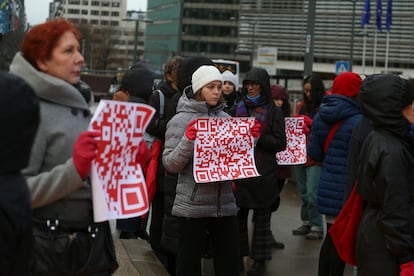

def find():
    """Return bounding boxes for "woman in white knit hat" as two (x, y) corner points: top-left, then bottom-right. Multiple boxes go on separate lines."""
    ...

(162, 65), (260, 276)
(221, 70), (240, 116)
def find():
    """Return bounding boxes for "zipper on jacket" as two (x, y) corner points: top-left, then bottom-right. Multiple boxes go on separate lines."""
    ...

(191, 183), (199, 201)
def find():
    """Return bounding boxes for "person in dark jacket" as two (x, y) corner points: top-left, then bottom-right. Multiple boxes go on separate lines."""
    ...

(292, 75), (326, 240)
(234, 67), (287, 276)
(0, 71), (39, 275)
(308, 72), (363, 276)
(114, 66), (155, 240)
(355, 74), (414, 276)
(269, 84), (292, 250)
(147, 56), (213, 275)
(146, 55), (183, 274)
(221, 70), (240, 115)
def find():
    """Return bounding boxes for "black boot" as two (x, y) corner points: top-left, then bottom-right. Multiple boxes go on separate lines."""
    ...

(247, 260), (265, 276)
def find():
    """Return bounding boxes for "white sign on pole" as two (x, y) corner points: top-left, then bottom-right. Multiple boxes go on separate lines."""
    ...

(257, 47), (278, 76)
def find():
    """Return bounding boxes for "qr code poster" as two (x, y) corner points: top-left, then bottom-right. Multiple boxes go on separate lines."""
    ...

(193, 117), (260, 183)
(89, 100), (155, 222)
(276, 117), (307, 165)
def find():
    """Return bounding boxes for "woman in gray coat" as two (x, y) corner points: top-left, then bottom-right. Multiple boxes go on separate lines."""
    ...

(9, 19), (118, 275)
(163, 65), (258, 276)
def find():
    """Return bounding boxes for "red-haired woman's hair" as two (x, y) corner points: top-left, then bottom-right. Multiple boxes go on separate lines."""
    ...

(21, 19), (80, 70)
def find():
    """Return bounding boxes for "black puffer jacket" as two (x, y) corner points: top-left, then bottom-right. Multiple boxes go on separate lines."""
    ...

(234, 68), (286, 208)
(356, 74), (414, 275)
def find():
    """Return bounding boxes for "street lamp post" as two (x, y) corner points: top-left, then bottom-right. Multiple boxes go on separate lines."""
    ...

(349, 0), (357, 72)
(250, 20), (257, 68)
(123, 11), (153, 66)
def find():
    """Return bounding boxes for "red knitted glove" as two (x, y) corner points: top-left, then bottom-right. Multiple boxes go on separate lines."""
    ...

(136, 140), (151, 172)
(185, 119), (198, 140)
(73, 131), (100, 179)
(400, 261), (414, 276)
(251, 119), (262, 138)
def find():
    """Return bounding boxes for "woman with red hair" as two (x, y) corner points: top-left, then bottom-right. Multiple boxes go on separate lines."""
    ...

(9, 19), (118, 275)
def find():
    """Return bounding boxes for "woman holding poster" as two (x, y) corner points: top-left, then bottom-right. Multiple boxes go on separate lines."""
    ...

(163, 65), (260, 276)
(9, 19), (118, 274)
(234, 67), (287, 276)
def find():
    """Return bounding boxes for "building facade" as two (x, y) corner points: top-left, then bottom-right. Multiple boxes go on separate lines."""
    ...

(50, 0), (149, 71)
(145, 0), (414, 88)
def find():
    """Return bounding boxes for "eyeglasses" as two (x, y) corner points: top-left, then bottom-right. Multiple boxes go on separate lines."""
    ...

(246, 81), (260, 87)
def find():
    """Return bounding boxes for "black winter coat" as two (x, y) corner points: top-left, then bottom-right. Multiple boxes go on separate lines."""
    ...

(234, 68), (286, 209)
(356, 74), (414, 275)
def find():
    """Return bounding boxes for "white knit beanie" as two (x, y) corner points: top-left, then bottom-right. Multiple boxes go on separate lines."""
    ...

(222, 70), (238, 88)
(191, 65), (223, 93)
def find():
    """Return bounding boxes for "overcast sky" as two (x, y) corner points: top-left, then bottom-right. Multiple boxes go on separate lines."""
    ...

(25, 0), (148, 26)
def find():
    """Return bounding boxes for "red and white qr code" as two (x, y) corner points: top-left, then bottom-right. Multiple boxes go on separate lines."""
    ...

(193, 117), (260, 183)
(276, 117), (307, 165)
(90, 101), (154, 218)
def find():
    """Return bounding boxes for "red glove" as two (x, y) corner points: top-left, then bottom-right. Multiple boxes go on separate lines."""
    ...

(185, 119), (198, 140)
(136, 140), (151, 172)
(73, 131), (100, 179)
(303, 115), (313, 127)
(251, 119), (262, 138)
(400, 261), (414, 276)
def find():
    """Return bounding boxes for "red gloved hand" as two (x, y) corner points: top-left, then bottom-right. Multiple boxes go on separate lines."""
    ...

(400, 261), (414, 276)
(185, 119), (198, 140)
(136, 140), (151, 171)
(73, 131), (101, 179)
(251, 119), (262, 138)
(303, 115), (313, 127)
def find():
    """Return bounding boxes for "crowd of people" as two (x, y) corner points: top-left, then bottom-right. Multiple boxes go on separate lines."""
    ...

(3, 18), (414, 276)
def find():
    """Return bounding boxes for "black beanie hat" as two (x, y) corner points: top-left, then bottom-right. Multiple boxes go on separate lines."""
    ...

(176, 56), (213, 93)
(120, 68), (154, 103)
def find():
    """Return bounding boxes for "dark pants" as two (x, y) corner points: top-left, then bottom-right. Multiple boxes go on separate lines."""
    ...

(149, 191), (177, 275)
(176, 216), (240, 276)
(318, 223), (346, 276)
(239, 207), (272, 261)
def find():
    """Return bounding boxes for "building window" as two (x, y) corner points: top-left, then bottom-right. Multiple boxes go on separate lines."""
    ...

(90, 19), (99, 25)
(91, 1), (99, 6)
(101, 20), (109, 25)
(102, 1), (110, 7)
(101, 11), (109, 16)
(68, 0), (80, 4)
(82, 0), (89, 5)
(91, 10), (99, 15)
(68, 9), (80, 14)
(111, 21), (119, 26)
(112, 2), (120, 7)
(81, 9), (88, 15)
(111, 11), (119, 17)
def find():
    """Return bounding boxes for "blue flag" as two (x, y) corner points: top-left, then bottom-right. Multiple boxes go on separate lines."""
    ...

(376, 0), (382, 32)
(361, 0), (371, 27)
(385, 0), (392, 32)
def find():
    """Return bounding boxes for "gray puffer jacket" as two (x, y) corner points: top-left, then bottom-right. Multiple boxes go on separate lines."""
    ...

(162, 88), (238, 218)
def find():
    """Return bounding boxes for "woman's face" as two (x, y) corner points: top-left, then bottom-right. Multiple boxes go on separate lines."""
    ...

(273, 98), (284, 107)
(246, 81), (261, 98)
(222, 81), (234, 95)
(201, 80), (222, 106)
(37, 31), (84, 85)
(304, 82), (312, 101)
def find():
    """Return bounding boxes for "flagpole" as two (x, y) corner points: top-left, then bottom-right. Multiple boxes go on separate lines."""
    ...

(373, 31), (378, 73)
(362, 25), (367, 75)
(384, 31), (390, 73)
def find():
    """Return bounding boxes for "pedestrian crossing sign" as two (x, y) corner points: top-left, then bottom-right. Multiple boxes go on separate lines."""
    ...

(335, 61), (350, 75)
